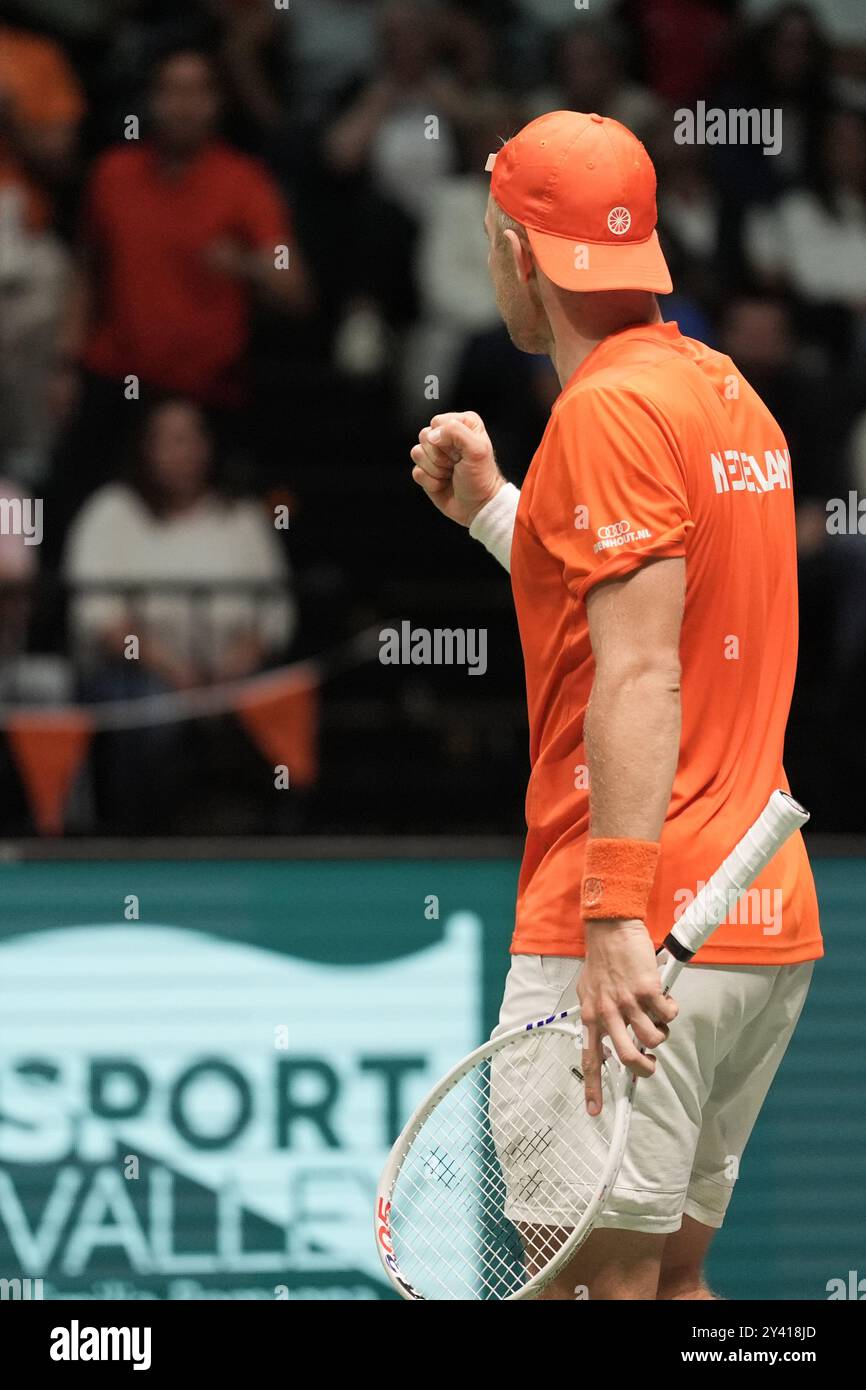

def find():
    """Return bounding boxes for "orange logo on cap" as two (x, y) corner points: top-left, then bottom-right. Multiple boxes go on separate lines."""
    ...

(607, 207), (632, 236)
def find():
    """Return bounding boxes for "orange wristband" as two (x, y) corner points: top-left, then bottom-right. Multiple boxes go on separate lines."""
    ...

(581, 838), (660, 921)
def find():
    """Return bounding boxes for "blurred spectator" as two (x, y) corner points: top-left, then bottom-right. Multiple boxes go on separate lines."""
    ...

(63, 396), (296, 684)
(711, 4), (833, 207)
(62, 396), (296, 829)
(406, 102), (513, 417)
(742, 0), (866, 51)
(288, 0), (378, 113)
(745, 107), (866, 362)
(0, 472), (72, 734)
(0, 474), (37, 662)
(0, 13), (84, 227)
(53, 46), (312, 525)
(0, 15), (83, 481)
(656, 136), (730, 316)
(622, 0), (735, 109)
(834, 407), (866, 678)
(324, 2), (466, 223)
(218, 0), (292, 144)
(514, 0), (614, 20)
(81, 45), (311, 396)
(0, 0), (139, 44)
(83, 2), (225, 150)
(214, 0), (383, 140)
(0, 187), (72, 484)
(437, 5), (502, 108)
(0, 471), (48, 829)
(507, 0), (618, 71)
(317, 0), (473, 369)
(717, 287), (862, 820)
(528, 21), (664, 149)
(717, 291), (853, 515)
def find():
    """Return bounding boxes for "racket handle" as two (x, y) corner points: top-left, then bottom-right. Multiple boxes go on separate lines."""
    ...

(659, 790), (809, 977)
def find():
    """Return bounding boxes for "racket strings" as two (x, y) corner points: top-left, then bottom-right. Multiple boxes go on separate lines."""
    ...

(392, 1086), (595, 1298)
(389, 1026), (619, 1299)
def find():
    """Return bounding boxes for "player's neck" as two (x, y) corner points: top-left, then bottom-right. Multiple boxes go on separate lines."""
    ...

(545, 290), (662, 386)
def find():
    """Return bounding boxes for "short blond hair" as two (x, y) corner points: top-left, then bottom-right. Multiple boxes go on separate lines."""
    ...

(492, 199), (526, 241)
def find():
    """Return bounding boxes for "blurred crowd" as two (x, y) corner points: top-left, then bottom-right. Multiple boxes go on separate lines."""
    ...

(0, 0), (865, 835)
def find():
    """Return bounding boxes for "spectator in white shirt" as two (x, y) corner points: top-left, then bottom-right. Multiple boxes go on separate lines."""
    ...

(63, 396), (296, 688)
(405, 104), (519, 414)
(745, 108), (866, 335)
(61, 395), (297, 830)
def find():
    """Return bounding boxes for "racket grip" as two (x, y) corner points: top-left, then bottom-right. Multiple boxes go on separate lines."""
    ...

(661, 790), (809, 965)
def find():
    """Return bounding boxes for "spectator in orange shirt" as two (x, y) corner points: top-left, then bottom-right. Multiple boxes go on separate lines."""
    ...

(0, 18), (85, 231)
(53, 46), (313, 531)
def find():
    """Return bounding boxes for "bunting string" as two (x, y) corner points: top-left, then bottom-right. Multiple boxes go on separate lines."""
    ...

(0, 626), (382, 729)
(0, 625), (383, 834)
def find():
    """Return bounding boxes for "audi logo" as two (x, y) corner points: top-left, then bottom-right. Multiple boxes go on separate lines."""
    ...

(597, 520), (631, 540)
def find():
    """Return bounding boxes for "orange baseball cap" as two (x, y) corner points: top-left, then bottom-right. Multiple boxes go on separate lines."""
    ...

(486, 110), (672, 294)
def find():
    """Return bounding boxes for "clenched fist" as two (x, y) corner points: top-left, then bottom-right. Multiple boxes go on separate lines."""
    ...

(410, 411), (505, 527)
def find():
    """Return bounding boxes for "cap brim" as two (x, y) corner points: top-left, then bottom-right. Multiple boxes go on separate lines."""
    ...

(526, 226), (673, 294)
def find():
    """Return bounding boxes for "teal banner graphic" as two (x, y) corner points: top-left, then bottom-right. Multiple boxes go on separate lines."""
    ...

(0, 857), (861, 1300)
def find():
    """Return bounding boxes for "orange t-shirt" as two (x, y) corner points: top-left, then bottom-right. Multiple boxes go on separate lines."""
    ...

(0, 26), (86, 231)
(0, 27), (85, 128)
(83, 142), (291, 402)
(511, 320), (821, 965)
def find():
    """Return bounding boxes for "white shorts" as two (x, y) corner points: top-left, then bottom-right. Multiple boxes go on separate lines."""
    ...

(492, 953), (813, 1234)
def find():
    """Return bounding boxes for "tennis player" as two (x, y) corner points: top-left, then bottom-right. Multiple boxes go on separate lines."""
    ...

(410, 111), (822, 1300)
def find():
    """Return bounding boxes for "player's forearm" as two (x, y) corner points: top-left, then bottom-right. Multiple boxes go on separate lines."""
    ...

(468, 482), (519, 573)
(584, 664), (681, 841)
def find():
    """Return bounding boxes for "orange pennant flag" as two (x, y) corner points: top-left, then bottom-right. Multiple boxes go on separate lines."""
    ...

(234, 673), (319, 788)
(7, 711), (94, 835)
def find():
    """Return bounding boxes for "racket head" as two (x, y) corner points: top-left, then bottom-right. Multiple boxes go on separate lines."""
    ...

(375, 1006), (633, 1301)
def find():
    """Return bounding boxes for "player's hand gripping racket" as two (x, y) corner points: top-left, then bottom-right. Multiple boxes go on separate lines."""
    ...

(375, 790), (809, 1301)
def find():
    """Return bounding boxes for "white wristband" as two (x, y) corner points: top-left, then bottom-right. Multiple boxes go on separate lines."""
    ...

(468, 482), (520, 574)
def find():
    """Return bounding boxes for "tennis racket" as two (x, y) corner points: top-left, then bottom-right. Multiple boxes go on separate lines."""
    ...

(375, 789), (809, 1301)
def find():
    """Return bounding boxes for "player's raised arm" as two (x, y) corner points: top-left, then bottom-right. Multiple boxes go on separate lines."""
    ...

(410, 412), (503, 521)
(410, 411), (520, 570)
(578, 557), (685, 1112)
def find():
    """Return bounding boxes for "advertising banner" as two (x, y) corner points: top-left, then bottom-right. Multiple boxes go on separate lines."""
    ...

(0, 855), (862, 1301)
(0, 858), (516, 1301)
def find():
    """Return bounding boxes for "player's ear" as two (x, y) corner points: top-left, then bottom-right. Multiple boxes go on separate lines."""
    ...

(503, 227), (534, 283)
